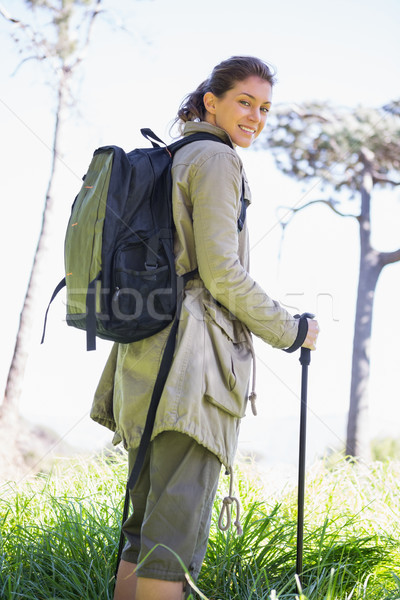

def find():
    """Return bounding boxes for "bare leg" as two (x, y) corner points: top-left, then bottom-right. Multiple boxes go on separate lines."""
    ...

(113, 560), (138, 600)
(113, 560), (185, 600)
(136, 577), (184, 600)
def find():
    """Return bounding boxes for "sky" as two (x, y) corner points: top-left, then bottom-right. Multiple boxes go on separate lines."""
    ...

(1, 0), (400, 479)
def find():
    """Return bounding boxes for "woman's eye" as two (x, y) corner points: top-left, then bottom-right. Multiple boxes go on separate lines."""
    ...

(261, 107), (270, 114)
(239, 100), (250, 107)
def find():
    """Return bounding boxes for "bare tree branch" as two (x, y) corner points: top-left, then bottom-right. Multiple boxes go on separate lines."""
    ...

(372, 172), (400, 186)
(380, 248), (400, 266)
(0, 3), (59, 78)
(288, 104), (332, 123)
(10, 54), (46, 77)
(281, 198), (360, 221)
(1, 1), (104, 79)
(0, 3), (18, 23)
(69, 0), (103, 71)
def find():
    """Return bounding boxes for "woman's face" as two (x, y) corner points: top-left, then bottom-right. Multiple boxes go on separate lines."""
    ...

(203, 76), (272, 148)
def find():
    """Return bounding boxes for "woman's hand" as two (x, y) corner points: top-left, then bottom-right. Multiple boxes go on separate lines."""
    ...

(302, 318), (320, 350)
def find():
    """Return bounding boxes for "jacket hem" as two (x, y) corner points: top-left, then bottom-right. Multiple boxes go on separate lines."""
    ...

(122, 424), (234, 471)
(90, 414), (116, 432)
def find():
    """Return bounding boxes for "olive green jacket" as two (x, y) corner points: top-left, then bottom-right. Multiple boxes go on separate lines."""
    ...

(90, 121), (299, 469)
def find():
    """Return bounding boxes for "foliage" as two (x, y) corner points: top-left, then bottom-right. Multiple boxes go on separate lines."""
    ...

(263, 102), (400, 196)
(1, 453), (399, 599)
(371, 437), (400, 462)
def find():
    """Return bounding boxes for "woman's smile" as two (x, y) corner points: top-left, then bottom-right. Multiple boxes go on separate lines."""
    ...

(204, 76), (272, 147)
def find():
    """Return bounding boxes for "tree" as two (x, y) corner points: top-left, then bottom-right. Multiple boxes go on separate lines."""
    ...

(261, 101), (400, 459)
(0, 0), (103, 475)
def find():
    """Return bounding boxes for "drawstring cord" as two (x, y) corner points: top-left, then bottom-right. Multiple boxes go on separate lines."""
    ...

(218, 467), (243, 536)
(217, 326), (257, 538)
(243, 327), (257, 416)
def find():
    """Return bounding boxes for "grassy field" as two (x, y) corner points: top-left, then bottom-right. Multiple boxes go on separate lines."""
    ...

(1, 452), (399, 599)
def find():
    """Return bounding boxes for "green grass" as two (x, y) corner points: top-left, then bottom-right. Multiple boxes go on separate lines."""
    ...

(0, 455), (124, 599)
(1, 453), (399, 599)
(200, 458), (400, 599)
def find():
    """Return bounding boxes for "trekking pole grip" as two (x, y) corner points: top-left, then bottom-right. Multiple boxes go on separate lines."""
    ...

(299, 312), (314, 366)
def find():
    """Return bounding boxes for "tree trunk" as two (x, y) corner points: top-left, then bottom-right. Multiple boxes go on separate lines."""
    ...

(1, 83), (66, 423)
(346, 162), (380, 460)
(346, 249), (381, 459)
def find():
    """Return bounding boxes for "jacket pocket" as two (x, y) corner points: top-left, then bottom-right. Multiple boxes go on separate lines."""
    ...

(202, 298), (252, 418)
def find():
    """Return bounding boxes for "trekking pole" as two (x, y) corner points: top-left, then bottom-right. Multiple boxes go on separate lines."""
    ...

(296, 336), (312, 586)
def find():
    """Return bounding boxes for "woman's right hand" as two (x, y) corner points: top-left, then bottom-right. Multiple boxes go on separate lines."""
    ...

(302, 318), (320, 351)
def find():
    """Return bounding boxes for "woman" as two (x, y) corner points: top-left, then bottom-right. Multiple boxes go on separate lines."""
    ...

(91, 56), (319, 600)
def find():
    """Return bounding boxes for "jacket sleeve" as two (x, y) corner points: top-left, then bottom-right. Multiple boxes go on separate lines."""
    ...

(190, 150), (299, 349)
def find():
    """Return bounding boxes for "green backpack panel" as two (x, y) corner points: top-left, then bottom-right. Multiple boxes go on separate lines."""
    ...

(65, 150), (113, 323)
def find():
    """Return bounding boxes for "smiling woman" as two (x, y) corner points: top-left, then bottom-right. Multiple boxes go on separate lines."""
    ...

(176, 55), (276, 139)
(91, 55), (320, 600)
(202, 76), (273, 147)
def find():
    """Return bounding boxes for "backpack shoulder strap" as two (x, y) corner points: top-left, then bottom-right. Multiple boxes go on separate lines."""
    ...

(40, 278), (66, 344)
(167, 132), (247, 231)
(237, 179), (247, 233)
(168, 131), (234, 154)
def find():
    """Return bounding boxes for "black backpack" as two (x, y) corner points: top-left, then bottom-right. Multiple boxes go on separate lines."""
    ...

(42, 128), (245, 351)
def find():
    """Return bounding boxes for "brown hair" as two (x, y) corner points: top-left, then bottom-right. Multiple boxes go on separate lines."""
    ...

(176, 56), (276, 126)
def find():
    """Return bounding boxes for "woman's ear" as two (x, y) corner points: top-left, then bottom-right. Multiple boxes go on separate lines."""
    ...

(203, 91), (217, 116)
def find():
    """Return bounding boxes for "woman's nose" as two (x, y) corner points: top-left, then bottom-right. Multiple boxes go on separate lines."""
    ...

(249, 108), (261, 123)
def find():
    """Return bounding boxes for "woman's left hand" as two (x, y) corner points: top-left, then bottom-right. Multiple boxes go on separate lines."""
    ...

(302, 318), (320, 351)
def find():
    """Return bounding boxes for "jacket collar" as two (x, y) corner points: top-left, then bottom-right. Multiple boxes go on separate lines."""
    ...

(182, 121), (235, 148)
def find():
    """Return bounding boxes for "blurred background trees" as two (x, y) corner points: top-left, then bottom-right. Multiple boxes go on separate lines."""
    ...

(262, 101), (400, 459)
(0, 0), (103, 476)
